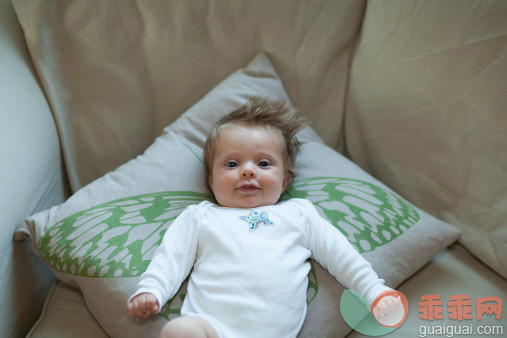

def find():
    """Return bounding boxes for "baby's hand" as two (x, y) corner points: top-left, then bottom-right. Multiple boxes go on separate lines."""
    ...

(371, 291), (407, 328)
(373, 295), (401, 319)
(128, 293), (160, 319)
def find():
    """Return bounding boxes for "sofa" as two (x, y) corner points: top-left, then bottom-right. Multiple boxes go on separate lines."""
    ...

(2, 0), (505, 337)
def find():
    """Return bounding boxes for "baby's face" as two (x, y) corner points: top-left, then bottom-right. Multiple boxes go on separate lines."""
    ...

(209, 125), (292, 208)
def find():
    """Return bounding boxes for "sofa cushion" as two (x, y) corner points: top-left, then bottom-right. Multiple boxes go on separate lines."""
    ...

(11, 0), (366, 191)
(345, 0), (507, 279)
(16, 53), (460, 337)
(27, 281), (108, 338)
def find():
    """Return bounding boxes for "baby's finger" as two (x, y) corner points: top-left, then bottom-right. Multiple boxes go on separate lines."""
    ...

(140, 298), (151, 318)
(146, 296), (158, 313)
(138, 295), (149, 316)
(150, 301), (160, 314)
(129, 299), (143, 319)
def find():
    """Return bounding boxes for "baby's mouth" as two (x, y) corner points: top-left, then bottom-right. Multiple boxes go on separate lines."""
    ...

(236, 184), (260, 194)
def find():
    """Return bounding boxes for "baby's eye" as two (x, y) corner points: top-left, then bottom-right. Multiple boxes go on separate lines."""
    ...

(226, 161), (238, 168)
(258, 161), (270, 167)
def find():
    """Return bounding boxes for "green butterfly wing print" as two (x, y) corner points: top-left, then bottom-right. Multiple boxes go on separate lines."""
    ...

(39, 191), (214, 278)
(284, 177), (420, 253)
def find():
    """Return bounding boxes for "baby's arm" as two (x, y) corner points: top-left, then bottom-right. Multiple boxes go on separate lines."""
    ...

(297, 199), (406, 325)
(299, 199), (390, 304)
(128, 292), (160, 319)
(301, 201), (392, 306)
(127, 204), (202, 318)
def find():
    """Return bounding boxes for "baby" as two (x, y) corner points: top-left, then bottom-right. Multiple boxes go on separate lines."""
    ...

(128, 97), (401, 337)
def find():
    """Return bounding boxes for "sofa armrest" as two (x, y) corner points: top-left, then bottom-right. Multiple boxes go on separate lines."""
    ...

(0, 0), (69, 336)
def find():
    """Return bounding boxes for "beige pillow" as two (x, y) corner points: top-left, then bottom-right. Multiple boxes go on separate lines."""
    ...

(16, 53), (459, 337)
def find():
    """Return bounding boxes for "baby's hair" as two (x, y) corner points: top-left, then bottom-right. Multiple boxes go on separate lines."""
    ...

(203, 96), (305, 185)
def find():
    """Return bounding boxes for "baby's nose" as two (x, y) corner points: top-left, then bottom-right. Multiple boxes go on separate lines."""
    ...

(240, 165), (257, 178)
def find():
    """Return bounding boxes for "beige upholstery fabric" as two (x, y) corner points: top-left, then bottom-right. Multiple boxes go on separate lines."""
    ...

(345, 0), (507, 278)
(28, 281), (108, 338)
(12, 0), (366, 191)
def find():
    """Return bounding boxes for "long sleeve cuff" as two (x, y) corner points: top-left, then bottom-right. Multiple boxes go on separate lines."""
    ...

(364, 283), (393, 307)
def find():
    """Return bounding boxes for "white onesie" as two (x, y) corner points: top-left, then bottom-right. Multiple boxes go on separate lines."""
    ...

(130, 198), (391, 337)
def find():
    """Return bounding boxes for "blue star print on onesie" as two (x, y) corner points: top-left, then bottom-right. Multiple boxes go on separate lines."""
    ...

(239, 210), (273, 232)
